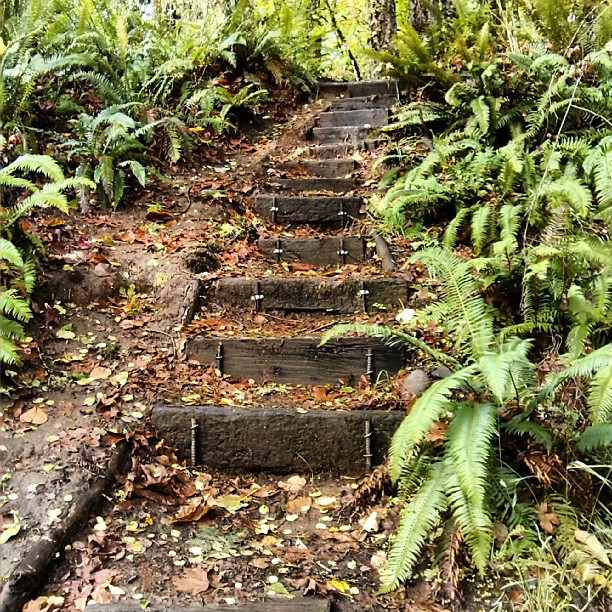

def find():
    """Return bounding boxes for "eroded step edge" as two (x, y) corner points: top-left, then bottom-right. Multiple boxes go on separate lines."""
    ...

(258, 235), (368, 266)
(205, 277), (409, 313)
(253, 194), (363, 225)
(185, 337), (406, 384)
(152, 405), (404, 475)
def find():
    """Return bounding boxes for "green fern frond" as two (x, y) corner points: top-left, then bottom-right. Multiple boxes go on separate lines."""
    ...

(389, 365), (479, 482)
(379, 461), (448, 593)
(577, 424), (612, 452)
(504, 420), (553, 452)
(587, 363), (612, 424)
(0, 289), (32, 322)
(0, 239), (25, 267)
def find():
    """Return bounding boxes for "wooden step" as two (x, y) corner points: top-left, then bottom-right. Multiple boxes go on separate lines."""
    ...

(268, 177), (355, 193)
(253, 194), (363, 225)
(276, 159), (356, 178)
(92, 601), (331, 612)
(308, 139), (384, 159)
(312, 126), (370, 144)
(318, 108), (388, 128)
(205, 277), (409, 313)
(186, 337), (406, 384)
(152, 405), (404, 475)
(329, 95), (397, 111)
(258, 235), (368, 266)
(316, 79), (398, 98)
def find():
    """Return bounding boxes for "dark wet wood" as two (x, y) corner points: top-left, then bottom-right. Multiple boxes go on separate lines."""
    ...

(328, 95), (397, 111)
(206, 277), (409, 313)
(318, 108), (388, 128)
(152, 405), (404, 475)
(258, 235), (368, 265)
(312, 126), (370, 144)
(93, 601), (330, 612)
(253, 194), (363, 225)
(269, 177), (355, 193)
(186, 337), (406, 384)
(316, 79), (398, 98)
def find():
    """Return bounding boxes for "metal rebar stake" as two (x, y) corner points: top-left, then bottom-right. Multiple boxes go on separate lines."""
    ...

(366, 347), (374, 383)
(338, 236), (347, 265)
(364, 419), (372, 472)
(270, 195), (278, 224)
(274, 237), (283, 263)
(215, 341), (224, 374)
(360, 280), (369, 312)
(251, 280), (263, 311)
(190, 418), (198, 467)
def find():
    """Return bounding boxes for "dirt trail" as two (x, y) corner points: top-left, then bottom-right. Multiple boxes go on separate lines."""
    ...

(0, 83), (457, 611)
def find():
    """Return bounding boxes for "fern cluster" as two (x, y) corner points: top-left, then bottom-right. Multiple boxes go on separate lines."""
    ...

(0, 155), (92, 364)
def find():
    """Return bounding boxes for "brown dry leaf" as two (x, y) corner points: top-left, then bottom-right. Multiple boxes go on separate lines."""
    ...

(23, 596), (65, 612)
(278, 475), (306, 494)
(312, 386), (329, 403)
(172, 497), (212, 523)
(90, 366), (112, 381)
(20, 406), (48, 425)
(174, 566), (210, 594)
(285, 496), (312, 514)
(537, 502), (561, 533)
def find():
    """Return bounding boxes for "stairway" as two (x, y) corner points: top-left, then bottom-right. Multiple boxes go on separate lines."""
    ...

(154, 79), (406, 477)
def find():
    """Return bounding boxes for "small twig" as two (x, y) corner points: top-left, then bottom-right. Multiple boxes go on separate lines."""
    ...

(149, 328), (177, 358)
(176, 185), (193, 215)
(295, 320), (351, 335)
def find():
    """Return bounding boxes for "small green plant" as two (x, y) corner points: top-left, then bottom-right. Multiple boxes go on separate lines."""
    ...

(0, 154), (92, 364)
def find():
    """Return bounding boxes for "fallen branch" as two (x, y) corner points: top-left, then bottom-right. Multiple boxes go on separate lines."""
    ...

(372, 230), (398, 272)
(0, 441), (131, 612)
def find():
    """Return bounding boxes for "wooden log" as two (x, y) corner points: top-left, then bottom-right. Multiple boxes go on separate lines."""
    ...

(92, 600), (330, 611)
(258, 235), (368, 266)
(152, 405), (405, 475)
(373, 231), (398, 272)
(0, 442), (131, 612)
(312, 126), (370, 144)
(252, 194), (363, 225)
(268, 177), (355, 193)
(308, 139), (384, 159)
(205, 277), (409, 313)
(316, 79), (398, 98)
(318, 108), (388, 128)
(277, 159), (356, 178)
(186, 337), (406, 384)
(328, 95), (397, 111)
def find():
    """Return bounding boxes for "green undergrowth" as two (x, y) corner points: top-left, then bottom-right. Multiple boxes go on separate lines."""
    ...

(327, 0), (612, 607)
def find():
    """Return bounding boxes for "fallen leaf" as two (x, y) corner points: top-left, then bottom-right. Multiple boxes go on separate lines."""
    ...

(575, 530), (610, 565)
(174, 566), (210, 594)
(363, 511), (379, 533)
(23, 596), (65, 612)
(285, 496), (312, 514)
(90, 366), (112, 381)
(214, 494), (247, 514)
(329, 578), (352, 594)
(56, 329), (75, 340)
(20, 406), (48, 425)
(0, 519), (20, 544)
(278, 475), (306, 494)
(172, 497), (211, 523)
(537, 502), (561, 533)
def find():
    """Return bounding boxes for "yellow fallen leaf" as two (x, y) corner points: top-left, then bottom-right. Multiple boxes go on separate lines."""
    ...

(330, 578), (352, 594)
(0, 519), (20, 544)
(56, 329), (75, 340)
(575, 530), (610, 566)
(20, 406), (48, 425)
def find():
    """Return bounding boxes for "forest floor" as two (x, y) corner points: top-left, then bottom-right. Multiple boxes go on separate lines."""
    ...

(1, 91), (494, 612)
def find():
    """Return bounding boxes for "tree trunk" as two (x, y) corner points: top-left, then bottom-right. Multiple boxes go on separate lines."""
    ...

(408, 0), (455, 32)
(368, 0), (397, 51)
